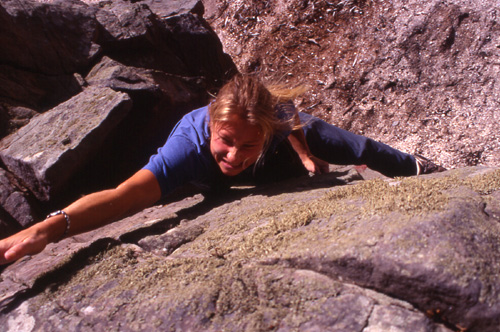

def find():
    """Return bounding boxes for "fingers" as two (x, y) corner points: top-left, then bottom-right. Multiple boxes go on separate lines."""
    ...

(314, 164), (324, 175)
(300, 155), (330, 175)
(302, 156), (330, 175)
(1, 241), (24, 265)
(311, 157), (330, 175)
(0, 227), (48, 265)
(3, 242), (32, 263)
(1, 241), (44, 265)
(0, 242), (18, 265)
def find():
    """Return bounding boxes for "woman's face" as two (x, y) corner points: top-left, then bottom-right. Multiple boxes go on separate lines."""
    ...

(210, 116), (266, 176)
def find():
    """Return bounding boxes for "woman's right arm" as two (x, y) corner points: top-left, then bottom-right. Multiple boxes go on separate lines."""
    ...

(0, 169), (161, 265)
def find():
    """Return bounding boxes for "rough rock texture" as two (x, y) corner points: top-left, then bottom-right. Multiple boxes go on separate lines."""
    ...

(0, 168), (38, 230)
(0, 86), (132, 201)
(1, 167), (499, 331)
(0, 0), (235, 233)
(205, 0), (500, 170)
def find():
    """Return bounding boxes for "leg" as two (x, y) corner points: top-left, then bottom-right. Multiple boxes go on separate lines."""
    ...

(299, 112), (417, 177)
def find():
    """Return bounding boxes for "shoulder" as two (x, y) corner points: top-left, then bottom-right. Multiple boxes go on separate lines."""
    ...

(179, 105), (210, 128)
(170, 105), (211, 145)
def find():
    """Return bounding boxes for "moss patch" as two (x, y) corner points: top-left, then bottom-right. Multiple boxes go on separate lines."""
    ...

(34, 245), (347, 331)
(30, 168), (500, 330)
(174, 168), (500, 261)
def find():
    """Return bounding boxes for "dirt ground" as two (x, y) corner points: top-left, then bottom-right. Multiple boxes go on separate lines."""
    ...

(203, 0), (500, 170)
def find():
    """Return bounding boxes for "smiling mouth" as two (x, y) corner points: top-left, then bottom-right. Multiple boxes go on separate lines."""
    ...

(222, 160), (243, 170)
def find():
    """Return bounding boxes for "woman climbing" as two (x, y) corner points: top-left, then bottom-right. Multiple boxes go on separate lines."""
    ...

(0, 74), (444, 265)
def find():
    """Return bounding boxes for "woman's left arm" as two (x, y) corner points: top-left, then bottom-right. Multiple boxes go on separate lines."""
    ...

(287, 112), (330, 174)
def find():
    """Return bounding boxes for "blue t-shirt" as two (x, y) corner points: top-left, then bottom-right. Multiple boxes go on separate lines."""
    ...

(143, 104), (296, 198)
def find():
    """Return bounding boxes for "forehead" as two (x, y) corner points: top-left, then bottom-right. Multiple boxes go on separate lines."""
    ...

(212, 116), (264, 142)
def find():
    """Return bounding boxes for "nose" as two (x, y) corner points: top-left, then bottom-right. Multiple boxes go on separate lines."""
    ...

(226, 147), (241, 162)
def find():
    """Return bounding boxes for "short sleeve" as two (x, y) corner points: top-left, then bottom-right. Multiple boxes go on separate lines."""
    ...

(143, 135), (210, 197)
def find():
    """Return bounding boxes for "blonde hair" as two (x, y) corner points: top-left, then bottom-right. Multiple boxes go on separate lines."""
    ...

(209, 74), (306, 146)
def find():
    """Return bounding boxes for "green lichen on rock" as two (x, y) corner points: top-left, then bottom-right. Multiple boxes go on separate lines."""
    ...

(466, 168), (500, 194)
(26, 168), (500, 331)
(32, 245), (341, 331)
(175, 168), (500, 262)
(324, 167), (500, 216)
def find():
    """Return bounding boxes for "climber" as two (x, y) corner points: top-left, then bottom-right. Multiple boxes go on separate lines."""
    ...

(0, 74), (445, 265)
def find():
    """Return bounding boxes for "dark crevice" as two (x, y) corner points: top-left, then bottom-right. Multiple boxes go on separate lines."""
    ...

(0, 204), (23, 238)
(359, 302), (375, 332)
(480, 201), (491, 218)
(457, 13), (470, 26)
(441, 26), (456, 51)
(118, 189), (253, 245)
(119, 171), (354, 247)
(383, 80), (397, 91)
(480, 197), (500, 222)
(0, 61), (78, 79)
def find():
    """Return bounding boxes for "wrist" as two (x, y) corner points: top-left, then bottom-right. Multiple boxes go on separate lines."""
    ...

(298, 152), (313, 162)
(42, 211), (70, 243)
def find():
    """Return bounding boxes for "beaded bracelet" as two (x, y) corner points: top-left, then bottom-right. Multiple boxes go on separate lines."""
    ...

(46, 210), (71, 242)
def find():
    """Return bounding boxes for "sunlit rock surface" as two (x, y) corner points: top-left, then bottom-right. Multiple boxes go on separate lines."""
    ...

(1, 167), (499, 331)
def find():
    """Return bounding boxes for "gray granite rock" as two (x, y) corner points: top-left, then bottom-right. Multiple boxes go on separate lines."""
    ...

(0, 168), (38, 231)
(0, 87), (132, 201)
(1, 167), (498, 331)
(85, 56), (160, 94)
(0, 0), (99, 76)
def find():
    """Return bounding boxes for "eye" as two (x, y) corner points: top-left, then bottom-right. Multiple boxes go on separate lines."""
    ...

(242, 144), (258, 150)
(220, 136), (232, 145)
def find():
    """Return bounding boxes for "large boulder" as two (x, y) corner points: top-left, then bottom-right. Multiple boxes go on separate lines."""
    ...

(0, 0), (236, 233)
(0, 86), (132, 202)
(93, 0), (233, 85)
(0, 0), (97, 110)
(0, 167), (499, 331)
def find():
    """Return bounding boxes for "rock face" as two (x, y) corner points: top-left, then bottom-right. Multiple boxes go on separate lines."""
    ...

(0, 167), (499, 331)
(0, 0), (236, 233)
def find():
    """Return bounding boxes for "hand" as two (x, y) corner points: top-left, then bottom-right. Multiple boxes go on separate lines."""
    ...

(287, 125), (330, 175)
(0, 223), (50, 265)
(301, 155), (330, 175)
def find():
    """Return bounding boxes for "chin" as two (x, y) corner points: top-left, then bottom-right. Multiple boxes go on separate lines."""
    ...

(219, 162), (248, 176)
(220, 167), (243, 176)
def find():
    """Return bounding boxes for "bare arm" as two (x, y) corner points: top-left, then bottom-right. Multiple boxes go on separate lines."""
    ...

(0, 169), (161, 265)
(287, 112), (329, 174)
